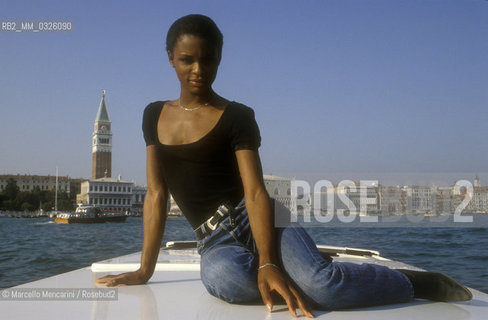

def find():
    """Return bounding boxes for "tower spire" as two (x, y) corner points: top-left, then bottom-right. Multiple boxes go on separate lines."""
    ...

(95, 90), (110, 123)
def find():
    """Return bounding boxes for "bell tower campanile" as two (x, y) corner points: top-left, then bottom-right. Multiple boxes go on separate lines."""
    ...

(92, 90), (112, 179)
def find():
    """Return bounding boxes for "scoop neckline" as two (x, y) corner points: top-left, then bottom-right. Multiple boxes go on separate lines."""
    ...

(155, 101), (233, 147)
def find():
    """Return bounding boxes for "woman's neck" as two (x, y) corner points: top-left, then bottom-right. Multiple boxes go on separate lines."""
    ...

(179, 90), (216, 106)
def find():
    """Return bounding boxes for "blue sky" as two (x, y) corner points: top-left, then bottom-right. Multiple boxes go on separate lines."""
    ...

(1, 0), (487, 186)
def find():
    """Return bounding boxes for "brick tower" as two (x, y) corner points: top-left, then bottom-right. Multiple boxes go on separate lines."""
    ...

(91, 90), (112, 179)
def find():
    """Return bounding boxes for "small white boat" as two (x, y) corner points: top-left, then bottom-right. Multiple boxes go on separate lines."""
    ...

(3, 241), (487, 319)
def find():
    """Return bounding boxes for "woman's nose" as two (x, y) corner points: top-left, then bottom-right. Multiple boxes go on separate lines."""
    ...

(192, 62), (202, 74)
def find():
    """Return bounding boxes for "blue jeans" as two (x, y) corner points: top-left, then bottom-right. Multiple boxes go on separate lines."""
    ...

(197, 199), (414, 310)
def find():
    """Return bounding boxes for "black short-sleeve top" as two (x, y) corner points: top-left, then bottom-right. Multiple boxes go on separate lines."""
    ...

(142, 101), (261, 229)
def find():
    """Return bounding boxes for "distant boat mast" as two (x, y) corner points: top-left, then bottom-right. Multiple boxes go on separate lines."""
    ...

(55, 166), (58, 212)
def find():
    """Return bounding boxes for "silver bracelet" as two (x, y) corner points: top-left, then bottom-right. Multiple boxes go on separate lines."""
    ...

(258, 263), (280, 271)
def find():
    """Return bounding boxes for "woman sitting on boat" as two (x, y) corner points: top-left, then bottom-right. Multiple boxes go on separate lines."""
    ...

(96, 14), (472, 317)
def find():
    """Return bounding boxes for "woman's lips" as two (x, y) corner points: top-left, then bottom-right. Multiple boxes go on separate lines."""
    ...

(189, 79), (205, 87)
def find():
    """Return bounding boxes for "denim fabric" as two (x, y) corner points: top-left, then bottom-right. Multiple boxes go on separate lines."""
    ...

(197, 199), (414, 310)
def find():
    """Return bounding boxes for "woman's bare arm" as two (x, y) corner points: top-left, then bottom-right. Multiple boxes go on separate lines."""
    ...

(96, 145), (168, 286)
(235, 149), (313, 318)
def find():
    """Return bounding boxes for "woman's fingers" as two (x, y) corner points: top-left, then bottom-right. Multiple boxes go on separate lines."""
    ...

(274, 285), (297, 317)
(95, 271), (142, 287)
(95, 275), (120, 286)
(95, 274), (117, 281)
(106, 277), (123, 287)
(258, 282), (274, 312)
(289, 284), (314, 318)
(95, 275), (116, 284)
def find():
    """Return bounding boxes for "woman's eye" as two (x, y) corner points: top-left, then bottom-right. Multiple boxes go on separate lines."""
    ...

(203, 58), (215, 64)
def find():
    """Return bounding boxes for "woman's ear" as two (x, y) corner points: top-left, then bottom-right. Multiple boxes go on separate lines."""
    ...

(167, 50), (175, 68)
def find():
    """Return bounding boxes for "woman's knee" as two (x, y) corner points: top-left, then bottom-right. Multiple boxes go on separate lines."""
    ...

(200, 246), (260, 303)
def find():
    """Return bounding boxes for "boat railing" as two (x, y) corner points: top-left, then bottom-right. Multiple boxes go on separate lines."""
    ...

(163, 241), (382, 258)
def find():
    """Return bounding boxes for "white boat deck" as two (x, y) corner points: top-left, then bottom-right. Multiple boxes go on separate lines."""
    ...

(3, 242), (487, 319)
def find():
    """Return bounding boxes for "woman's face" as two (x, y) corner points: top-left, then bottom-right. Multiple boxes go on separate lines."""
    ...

(168, 34), (220, 96)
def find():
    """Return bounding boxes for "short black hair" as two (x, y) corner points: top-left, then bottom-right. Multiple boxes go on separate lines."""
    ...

(166, 14), (223, 57)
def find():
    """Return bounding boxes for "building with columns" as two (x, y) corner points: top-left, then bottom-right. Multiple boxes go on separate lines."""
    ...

(77, 176), (133, 212)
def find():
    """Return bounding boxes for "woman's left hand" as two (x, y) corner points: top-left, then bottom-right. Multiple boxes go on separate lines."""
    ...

(257, 265), (314, 318)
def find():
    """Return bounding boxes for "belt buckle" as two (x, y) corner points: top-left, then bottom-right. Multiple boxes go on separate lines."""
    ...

(205, 205), (226, 231)
(205, 218), (219, 231)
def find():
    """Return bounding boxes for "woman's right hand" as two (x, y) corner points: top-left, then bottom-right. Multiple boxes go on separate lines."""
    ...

(95, 269), (149, 287)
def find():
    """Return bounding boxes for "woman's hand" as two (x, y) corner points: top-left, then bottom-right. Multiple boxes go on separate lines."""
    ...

(95, 269), (149, 287)
(258, 265), (314, 318)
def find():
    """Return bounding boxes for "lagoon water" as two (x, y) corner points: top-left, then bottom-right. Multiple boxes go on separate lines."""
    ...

(1, 215), (487, 293)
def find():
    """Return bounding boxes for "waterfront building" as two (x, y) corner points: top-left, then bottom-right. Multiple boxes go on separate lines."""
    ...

(378, 185), (406, 215)
(469, 187), (488, 213)
(0, 174), (71, 194)
(467, 185), (488, 214)
(404, 185), (435, 214)
(435, 187), (453, 214)
(92, 90), (112, 180)
(76, 177), (133, 212)
(343, 181), (380, 215)
(263, 174), (297, 215)
(131, 185), (147, 216)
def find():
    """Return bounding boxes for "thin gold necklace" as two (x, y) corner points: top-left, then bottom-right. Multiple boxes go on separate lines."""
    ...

(178, 99), (209, 111)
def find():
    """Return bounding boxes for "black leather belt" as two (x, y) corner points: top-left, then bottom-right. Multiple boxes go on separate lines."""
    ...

(194, 202), (237, 240)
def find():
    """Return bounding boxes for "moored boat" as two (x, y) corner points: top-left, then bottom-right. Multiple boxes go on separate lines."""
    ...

(54, 205), (127, 224)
